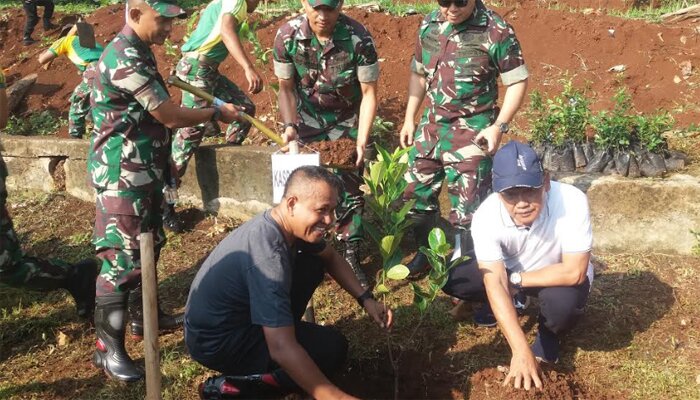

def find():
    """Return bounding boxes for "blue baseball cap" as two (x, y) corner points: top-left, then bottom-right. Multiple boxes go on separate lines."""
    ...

(492, 141), (544, 192)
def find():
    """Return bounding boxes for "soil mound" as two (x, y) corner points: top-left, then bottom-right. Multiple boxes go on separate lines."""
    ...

(469, 367), (587, 400)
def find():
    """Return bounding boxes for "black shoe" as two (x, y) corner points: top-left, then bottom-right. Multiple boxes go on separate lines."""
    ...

(163, 204), (184, 233)
(531, 327), (560, 364)
(406, 211), (437, 278)
(344, 241), (369, 289)
(406, 251), (430, 279)
(199, 374), (280, 399)
(92, 293), (145, 382)
(66, 259), (99, 319)
(44, 22), (59, 30)
(23, 38), (38, 46)
(128, 286), (184, 339)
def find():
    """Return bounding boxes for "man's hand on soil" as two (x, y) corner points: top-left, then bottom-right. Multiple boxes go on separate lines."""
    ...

(474, 124), (503, 155)
(219, 103), (242, 124)
(364, 299), (393, 330)
(504, 351), (542, 390)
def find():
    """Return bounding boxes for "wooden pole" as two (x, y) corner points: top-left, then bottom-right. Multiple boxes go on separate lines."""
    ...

(140, 232), (162, 400)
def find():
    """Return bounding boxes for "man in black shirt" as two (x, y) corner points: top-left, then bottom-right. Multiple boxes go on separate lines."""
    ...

(186, 165), (392, 399)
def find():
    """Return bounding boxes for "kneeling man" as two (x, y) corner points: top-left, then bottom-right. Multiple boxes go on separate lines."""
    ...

(185, 165), (392, 399)
(443, 141), (593, 390)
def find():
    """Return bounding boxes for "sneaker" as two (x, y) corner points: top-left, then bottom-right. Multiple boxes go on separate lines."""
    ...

(473, 303), (497, 327)
(163, 204), (184, 233)
(199, 376), (241, 399)
(531, 328), (560, 364)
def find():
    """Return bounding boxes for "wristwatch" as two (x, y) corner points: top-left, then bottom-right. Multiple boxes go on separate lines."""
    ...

(496, 120), (509, 134)
(356, 289), (375, 307)
(509, 271), (523, 289)
(211, 107), (221, 122)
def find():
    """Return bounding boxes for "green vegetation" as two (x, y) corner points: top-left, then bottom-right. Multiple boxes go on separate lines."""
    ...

(528, 78), (591, 147)
(370, 116), (395, 149)
(691, 229), (700, 255)
(608, 0), (697, 22)
(255, 0), (435, 17)
(1, 111), (65, 136)
(591, 88), (635, 151)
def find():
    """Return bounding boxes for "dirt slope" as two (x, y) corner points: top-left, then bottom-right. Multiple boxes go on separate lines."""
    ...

(1, 1), (698, 139)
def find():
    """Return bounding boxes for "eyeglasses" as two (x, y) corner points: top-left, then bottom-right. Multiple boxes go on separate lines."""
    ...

(437, 0), (470, 8)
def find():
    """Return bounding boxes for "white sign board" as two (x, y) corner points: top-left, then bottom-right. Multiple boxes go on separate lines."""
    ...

(271, 152), (320, 203)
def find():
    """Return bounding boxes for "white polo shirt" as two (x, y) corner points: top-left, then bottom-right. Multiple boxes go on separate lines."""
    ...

(472, 181), (594, 284)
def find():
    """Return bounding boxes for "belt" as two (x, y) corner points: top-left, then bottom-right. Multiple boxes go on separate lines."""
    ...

(182, 52), (220, 69)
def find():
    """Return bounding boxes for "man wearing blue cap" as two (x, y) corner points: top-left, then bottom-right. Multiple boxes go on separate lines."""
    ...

(443, 141), (593, 390)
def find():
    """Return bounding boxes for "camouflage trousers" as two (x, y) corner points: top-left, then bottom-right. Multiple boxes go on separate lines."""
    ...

(172, 55), (256, 177)
(302, 117), (364, 243)
(68, 63), (96, 139)
(92, 188), (166, 296)
(403, 123), (492, 228)
(0, 157), (76, 288)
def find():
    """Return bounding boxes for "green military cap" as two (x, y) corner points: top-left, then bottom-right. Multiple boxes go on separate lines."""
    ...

(144, 0), (187, 18)
(308, 0), (341, 8)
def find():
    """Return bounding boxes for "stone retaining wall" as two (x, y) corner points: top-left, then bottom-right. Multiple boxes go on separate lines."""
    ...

(2, 136), (699, 254)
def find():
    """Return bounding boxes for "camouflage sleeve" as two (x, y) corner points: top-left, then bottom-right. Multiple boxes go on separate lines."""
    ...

(0, 69), (5, 89)
(488, 21), (528, 86)
(272, 24), (295, 80)
(111, 58), (170, 112)
(410, 13), (432, 76)
(355, 33), (379, 83)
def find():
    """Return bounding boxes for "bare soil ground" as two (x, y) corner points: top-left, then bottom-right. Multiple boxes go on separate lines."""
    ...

(0, 189), (698, 399)
(1, 0), (699, 142)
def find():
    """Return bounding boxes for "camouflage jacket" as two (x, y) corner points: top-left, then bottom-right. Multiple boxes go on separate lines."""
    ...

(88, 25), (172, 192)
(273, 13), (379, 137)
(412, 1), (528, 138)
(1, 70), (5, 179)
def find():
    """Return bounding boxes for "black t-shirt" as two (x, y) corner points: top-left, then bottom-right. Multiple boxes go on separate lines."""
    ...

(184, 210), (325, 361)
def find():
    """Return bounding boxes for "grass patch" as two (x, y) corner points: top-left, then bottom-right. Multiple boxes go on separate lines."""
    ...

(1, 110), (65, 136)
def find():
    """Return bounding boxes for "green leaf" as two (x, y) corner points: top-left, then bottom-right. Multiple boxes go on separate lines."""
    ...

(375, 283), (390, 294)
(386, 264), (410, 280)
(380, 235), (395, 259)
(411, 283), (430, 314)
(449, 255), (471, 269)
(428, 228), (446, 251)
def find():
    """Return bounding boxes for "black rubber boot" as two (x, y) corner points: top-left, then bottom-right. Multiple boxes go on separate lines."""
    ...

(21, 258), (98, 319)
(343, 241), (369, 289)
(406, 211), (437, 278)
(163, 203), (184, 233)
(92, 292), (144, 382)
(66, 259), (99, 319)
(129, 286), (184, 339)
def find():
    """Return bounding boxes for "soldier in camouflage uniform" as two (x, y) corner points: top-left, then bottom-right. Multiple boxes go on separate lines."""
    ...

(88, 0), (241, 382)
(399, 0), (529, 275)
(38, 23), (104, 138)
(167, 0), (262, 232)
(0, 68), (98, 320)
(273, 0), (380, 288)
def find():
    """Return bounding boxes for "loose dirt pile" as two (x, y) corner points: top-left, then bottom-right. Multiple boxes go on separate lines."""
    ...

(469, 367), (587, 400)
(1, 0), (699, 140)
(305, 138), (357, 167)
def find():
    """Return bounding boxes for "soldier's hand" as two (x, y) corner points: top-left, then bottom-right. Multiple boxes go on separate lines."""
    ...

(363, 299), (393, 330)
(281, 125), (298, 144)
(399, 120), (416, 148)
(355, 143), (365, 168)
(474, 124), (503, 155)
(219, 103), (242, 124)
(245, 66), (263, 94)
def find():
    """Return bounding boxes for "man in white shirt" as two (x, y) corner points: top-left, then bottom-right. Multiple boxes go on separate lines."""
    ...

(442, 141), (593, 390)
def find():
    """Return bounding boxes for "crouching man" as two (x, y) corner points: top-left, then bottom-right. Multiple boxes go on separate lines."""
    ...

(185, 166), (392, 399)
(443, 141), (593, 390)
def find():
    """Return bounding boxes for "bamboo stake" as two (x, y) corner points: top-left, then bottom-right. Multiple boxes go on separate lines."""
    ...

(140, 232), (162, 400)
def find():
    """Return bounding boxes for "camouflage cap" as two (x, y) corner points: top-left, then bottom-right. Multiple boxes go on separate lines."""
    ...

(144, 0), (187, 19)
(308, 0), (341, 8)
